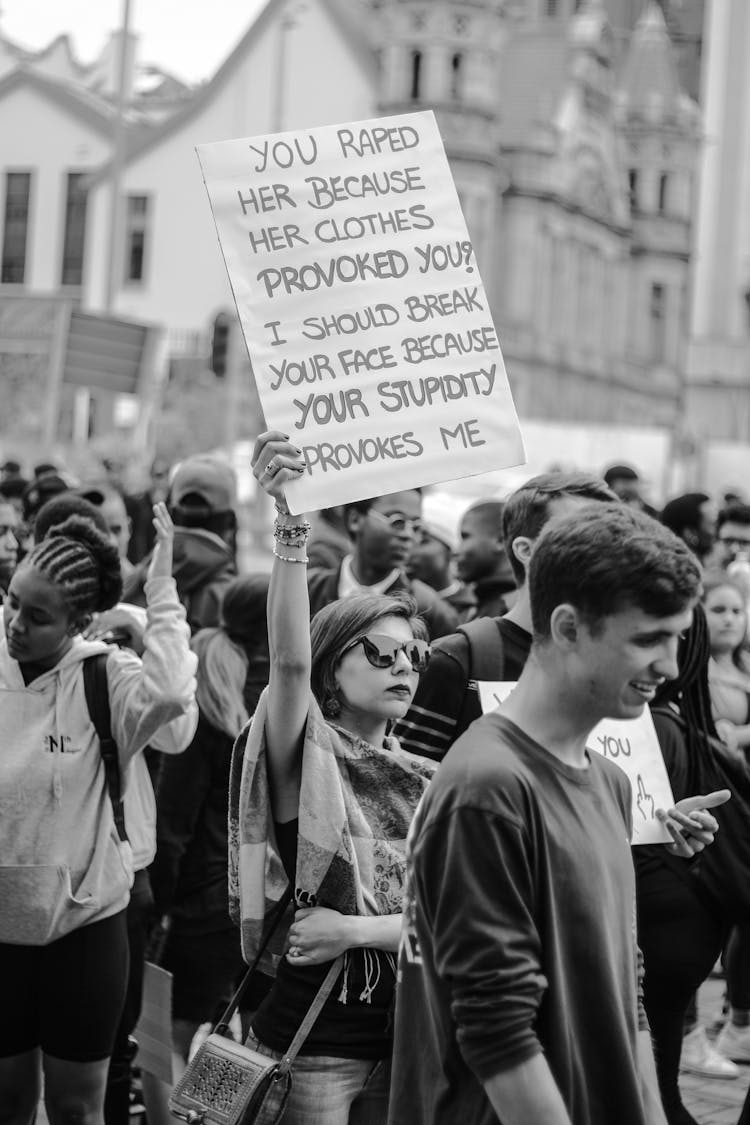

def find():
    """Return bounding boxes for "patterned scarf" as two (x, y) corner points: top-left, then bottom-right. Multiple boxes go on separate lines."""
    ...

(228, 689), (435, 984)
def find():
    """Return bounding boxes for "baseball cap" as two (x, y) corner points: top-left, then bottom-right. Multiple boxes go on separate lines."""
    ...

(170, 455), (237, 512)
(422, 517), (457, 553)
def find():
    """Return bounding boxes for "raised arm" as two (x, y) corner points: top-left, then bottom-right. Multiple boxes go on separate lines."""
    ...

(251, 431), (310, 823)
(108, 502), (198, 763)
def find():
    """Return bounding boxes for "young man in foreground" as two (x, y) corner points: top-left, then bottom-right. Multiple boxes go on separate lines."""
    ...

(389, 504), (729, 1125)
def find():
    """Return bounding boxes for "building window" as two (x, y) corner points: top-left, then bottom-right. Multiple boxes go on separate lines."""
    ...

(125, 194), (149, 283)
(450, 53), (463, 100)
(649, 282), (667, 362)
(60, 172), (88, 286)
(410, 50), (422, 100)
(1, 172), (31, 284)
(658, 173), (669, 214)
(546, 0), (558, 15)
(628, 169), (638, 213)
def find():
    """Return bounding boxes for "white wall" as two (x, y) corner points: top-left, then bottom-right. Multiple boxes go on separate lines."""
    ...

(84, 0), (377, 337)
(0, 84), (110, 292)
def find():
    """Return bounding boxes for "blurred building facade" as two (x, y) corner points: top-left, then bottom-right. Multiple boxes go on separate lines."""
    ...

(683, 0), (750, 478)
(0, 0), (745, 488)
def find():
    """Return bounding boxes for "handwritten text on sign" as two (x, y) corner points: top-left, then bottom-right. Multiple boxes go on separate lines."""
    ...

(477, 682), (673, 845)
(196, 112), (525, 513)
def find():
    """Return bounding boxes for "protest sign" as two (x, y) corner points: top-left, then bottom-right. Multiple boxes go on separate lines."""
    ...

(477, 682), (673, 845)
(196, 111), (525, 513)
(134, 961), (174, 1084)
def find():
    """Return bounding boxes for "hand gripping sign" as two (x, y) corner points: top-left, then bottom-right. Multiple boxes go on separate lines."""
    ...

(196, 111), (525, 514)
(477, 682), (673, 845)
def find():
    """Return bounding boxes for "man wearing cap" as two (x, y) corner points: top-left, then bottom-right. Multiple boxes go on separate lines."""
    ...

(407, 519), (476, 623)
(123, 454), (238, 633)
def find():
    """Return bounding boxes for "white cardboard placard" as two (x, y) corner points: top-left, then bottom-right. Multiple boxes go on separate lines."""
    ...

(196, 111), (525, 513)
(477, 682), (673, 845)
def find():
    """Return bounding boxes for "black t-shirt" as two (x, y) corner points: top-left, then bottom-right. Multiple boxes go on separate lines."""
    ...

(250, 819), (395, 1059)
(394, 616), (532, 760)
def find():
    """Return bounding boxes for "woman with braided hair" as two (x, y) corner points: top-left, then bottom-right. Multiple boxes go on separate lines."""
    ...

(0, 503), (197, 1125)
(634, 603), (749, 1125)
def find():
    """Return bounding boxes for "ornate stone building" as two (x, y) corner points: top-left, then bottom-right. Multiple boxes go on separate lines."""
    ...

(376, 0), (700, 427)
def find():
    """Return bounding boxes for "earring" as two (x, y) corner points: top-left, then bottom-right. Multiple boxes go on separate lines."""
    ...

(323, 690), (341, 719)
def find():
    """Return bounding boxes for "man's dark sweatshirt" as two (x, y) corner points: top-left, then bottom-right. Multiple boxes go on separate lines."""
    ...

(389, 712), (648, 1125)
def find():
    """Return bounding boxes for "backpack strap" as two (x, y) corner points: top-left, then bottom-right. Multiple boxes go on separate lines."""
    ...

(457, 617), (505, 683)
(83, 653), (128, 843)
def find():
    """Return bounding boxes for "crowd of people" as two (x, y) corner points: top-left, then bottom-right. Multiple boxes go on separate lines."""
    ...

(1, 443), (750, 1125)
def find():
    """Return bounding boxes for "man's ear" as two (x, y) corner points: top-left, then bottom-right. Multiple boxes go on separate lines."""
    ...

(549, 604), (580, 648)
(510, 536), (533, 575)
(345, 508), (364, 538)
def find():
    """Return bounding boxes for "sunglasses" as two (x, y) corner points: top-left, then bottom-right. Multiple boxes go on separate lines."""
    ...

(368, 509), (423, 536)
(342, 633), (431, 673)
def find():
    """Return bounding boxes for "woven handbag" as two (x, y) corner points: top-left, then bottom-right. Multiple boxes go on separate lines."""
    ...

(169, 888), (343, 1125)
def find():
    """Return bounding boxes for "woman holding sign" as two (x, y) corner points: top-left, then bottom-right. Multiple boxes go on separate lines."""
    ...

(229, 431), (435, 1124)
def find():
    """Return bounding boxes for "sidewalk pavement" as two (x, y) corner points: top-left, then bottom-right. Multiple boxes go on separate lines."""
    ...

(34, 973), (750, 1124)
(683, 974), (749, 1125)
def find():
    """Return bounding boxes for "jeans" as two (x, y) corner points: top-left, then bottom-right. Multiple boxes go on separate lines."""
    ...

(246, 1033), (390, 1125)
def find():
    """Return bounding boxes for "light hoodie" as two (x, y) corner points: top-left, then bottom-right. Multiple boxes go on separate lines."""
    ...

(0, 576), (198, 945)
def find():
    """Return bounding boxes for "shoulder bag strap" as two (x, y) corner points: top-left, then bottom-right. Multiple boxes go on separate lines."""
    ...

(457, 616), (505, 683)
(277, 955), (345, 1075)
(214, 886), (294, 1036)
(83, 653), (128, 843)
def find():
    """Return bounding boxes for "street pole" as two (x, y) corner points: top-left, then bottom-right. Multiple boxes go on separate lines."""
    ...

(104, 0), (132, 314)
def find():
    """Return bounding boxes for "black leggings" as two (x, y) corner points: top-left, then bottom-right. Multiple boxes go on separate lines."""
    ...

(727, 923), (750, 1011)
(0, 909), (129, 1062)
(637, 867), (727, 1125)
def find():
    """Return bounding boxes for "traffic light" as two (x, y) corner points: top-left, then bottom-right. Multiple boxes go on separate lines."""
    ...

(210, 312), (232, 378)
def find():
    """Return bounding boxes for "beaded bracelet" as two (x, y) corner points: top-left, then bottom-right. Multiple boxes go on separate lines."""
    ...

(273, 545), (308, 564)
(273, 520), (311, 541)
(273, 530), (309, 552)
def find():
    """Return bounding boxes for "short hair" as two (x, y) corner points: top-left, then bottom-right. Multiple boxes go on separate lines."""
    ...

(310, 593), (426, 718)
(660, 493), (711, 535)
(34, 494), (108, 544)
(717, 502), (750, 532)
(502, 473), (618, 585)
(462, 499), (505, 536)
(221, 573), (271, 647)
(603, 463), (639, 486)
(529, 504), (702, 640)
(22, 514), (123, 616)
(0, 478), (27, 501)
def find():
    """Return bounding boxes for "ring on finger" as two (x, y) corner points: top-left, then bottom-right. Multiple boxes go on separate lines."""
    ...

(289, 945), (302, 957)
(265, 457), (280, 477)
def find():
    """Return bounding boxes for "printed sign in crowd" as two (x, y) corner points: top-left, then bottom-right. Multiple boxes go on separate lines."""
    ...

(477, 682), (674, 845)
(196, 110), (525, 513)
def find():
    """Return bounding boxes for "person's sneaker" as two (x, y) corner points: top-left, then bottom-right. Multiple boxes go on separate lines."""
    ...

(680, 1025), (740, 1078)
(715, 1021), (750, 1063)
